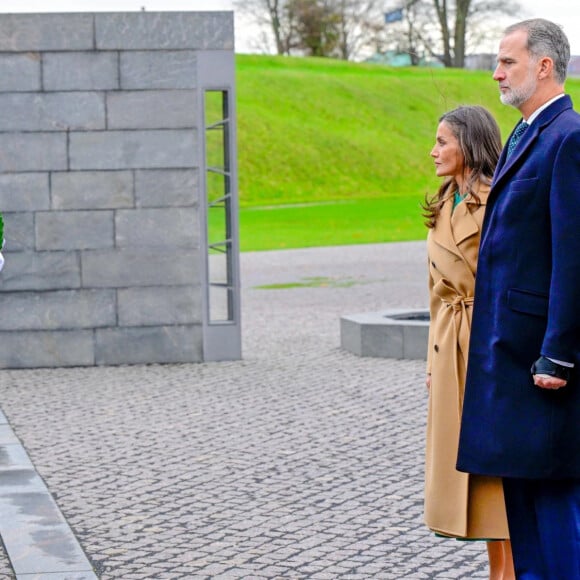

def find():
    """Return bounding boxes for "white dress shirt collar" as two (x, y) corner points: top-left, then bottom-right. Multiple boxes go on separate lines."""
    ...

(525, 93), (566, 125)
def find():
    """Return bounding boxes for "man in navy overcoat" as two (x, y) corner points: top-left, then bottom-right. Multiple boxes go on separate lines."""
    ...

(457, 19), (580, 578)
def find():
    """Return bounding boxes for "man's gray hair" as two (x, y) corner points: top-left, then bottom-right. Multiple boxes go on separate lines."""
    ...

(505, 18), (570, 84)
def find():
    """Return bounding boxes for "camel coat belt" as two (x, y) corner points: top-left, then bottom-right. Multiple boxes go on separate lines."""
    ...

(435, 280), (474, 415)
(424, 184), (509, 539)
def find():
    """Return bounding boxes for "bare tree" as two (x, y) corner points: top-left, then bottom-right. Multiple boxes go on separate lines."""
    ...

(394, 0), (434, 64)
(333, 0), (384, 60)
(233, 0), (296, 55)
(236, 0), (343, 58)
(237, 0), (400, 60)
(236, 0), (523, 65)
(464, 0), (523, 56)
(443, 0), (523, 67)
(288, 0), (341, 57)
(383, 0), (522, 67)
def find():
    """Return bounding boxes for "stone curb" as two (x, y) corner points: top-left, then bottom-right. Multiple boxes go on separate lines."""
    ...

(0, 410), (97, 578)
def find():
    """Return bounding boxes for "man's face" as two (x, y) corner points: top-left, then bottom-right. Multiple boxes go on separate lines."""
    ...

(493, 29), (538, 109)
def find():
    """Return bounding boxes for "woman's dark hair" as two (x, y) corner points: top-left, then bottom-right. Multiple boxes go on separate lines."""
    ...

(423, 105), (502, 228)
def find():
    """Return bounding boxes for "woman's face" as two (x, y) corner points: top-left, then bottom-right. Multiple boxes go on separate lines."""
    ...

(430, 121), (465, 180)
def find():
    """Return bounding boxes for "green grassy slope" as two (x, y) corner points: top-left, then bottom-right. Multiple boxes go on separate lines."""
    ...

(235, 54), (580, 249)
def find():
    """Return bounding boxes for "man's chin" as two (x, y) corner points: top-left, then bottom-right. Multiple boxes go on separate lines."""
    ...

(500, 93), (519, 108)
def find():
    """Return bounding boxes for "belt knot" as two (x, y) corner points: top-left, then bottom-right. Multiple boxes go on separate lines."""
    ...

(446, 295), (474, 312)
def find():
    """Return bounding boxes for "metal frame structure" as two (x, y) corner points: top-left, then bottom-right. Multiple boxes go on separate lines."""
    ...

(197, 50), (241, 361)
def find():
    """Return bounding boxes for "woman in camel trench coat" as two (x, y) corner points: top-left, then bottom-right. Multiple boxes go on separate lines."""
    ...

(423, 106), (514, 580)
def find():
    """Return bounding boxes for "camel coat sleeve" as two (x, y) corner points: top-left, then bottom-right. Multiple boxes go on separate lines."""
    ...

(424, 183), (509, 539)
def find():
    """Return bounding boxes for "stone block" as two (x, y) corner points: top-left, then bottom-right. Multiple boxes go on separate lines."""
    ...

(0, 252), (80, 291)
(52, 171), (134, 210)
(0, 92), (105, 132)
(0, 53), (41, 91)
(69, 130), (197, 170)
(0, 14), (94, 52)
(95, 12), (234, 50)
(0, 174), (50, 212)
(115, 207), (199, 249)
(0, 289), (116, 331)
(43, 51), (119, 91)
(341, 315), (403, 358)
(0, 483), (97, 574)
(366, 323), (404, 358)
(81, 249), (201, 288)
(339, 316), (363, 356)
(35, 210), (114, 251)
(120, 51), (197, 90)
(0, 330), (94, 368)
(107, 90), (197, 130)
(197, 49), (235, 83)
(135, 169), (198, 207)
(95, 324), (203, 365)
(1, 213), (34, 252)
(118, 286), (203, 326)
(0, 134), (67, 172)
(0, 11), (237, 367)
(0, 426), (19, 443)
(340, 309), (429, 360)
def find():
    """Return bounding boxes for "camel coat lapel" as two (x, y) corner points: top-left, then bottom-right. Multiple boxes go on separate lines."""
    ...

(425, 183), (509, 538)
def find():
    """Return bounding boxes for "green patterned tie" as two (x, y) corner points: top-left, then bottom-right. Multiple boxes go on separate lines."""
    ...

(507, 121), (529, 157)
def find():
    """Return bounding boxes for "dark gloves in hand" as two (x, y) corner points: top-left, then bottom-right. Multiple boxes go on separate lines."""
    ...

(531, 356), (571, 382)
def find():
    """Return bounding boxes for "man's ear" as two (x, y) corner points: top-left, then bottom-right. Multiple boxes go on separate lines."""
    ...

(537, 57), (553, 79)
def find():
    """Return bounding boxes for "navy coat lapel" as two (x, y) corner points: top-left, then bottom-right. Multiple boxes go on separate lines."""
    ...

(481, 96), (574, 251)
(493, 122), (538, 184)
(493, 95), (573, 192)
(457, 93), (580, 479)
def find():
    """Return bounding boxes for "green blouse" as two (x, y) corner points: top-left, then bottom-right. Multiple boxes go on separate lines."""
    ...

(453, 190), (467, 210)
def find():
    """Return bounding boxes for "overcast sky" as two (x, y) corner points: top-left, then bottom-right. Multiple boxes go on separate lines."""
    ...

(0, 0), (578, 55)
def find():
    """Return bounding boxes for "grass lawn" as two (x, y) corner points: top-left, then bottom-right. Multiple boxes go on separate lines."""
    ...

(238, 197), (426, 251)
(234, 55), (580, 251)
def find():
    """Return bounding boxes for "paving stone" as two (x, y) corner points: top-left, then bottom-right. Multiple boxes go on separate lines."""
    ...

(0, 242), (494, 578)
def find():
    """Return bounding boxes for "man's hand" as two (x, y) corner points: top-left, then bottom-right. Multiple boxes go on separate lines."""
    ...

(531, 356), (570, 390)
(533, 374), (567, 389)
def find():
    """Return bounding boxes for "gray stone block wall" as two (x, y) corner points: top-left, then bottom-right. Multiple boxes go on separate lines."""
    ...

(0, 12), (237, 368)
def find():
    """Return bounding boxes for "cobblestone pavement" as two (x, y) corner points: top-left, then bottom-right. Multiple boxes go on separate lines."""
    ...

(0, 242), (492, 578)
